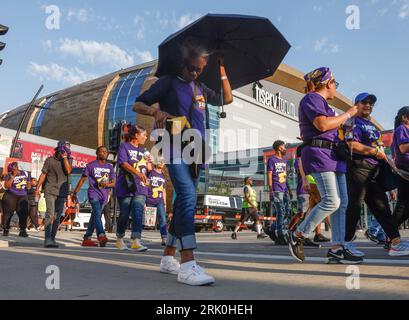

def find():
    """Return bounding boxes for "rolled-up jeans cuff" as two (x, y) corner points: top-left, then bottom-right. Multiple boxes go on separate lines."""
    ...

(116, 232), (125, 239)
(166, 234), (177, 248)
(177, 234), (197, 251)
(166, 234), (197, 251)
(131, 232), (142, 240)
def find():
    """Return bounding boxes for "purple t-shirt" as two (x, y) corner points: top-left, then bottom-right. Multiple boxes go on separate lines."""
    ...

(294, 159), (307, 195)
(393, 125), (409, 170)
(299, 92), (346, 175)
(83, 160), (115, 204)
(116, 143), (149, 197)
(6, 171), (30, 196)
(267, 155), (287, 193)
(135, 76), (221, 162)
(344, 117), (382, 166)
(146, 170), (167, 206)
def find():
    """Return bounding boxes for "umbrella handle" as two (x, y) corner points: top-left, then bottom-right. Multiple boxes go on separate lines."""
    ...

(218, 59), (227, 119)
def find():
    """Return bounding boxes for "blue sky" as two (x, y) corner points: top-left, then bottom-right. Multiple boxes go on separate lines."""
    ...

(0, 0), (408, 129)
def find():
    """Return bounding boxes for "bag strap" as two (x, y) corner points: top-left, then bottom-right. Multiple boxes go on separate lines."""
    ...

(189, 82), (210, 130)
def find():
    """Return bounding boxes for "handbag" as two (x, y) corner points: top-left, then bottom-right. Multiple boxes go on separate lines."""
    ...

(124, 171), (137, 193)
(335, 140), (352, 161)
(376, 161), (400, 192)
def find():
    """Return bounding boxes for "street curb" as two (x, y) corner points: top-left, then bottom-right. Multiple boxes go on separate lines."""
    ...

(0, 240), (10, 248)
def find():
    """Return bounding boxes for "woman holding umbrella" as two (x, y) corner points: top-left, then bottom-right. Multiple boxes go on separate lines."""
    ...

(133, 39), (233, 286)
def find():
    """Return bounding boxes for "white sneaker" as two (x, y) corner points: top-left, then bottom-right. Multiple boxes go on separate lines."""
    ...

(345, 242), (365, 257)
(177, 262), (215, 286)
(115, 239), (129, 250)
(389, 242), (409, 257)
(160, 256), (180, 275)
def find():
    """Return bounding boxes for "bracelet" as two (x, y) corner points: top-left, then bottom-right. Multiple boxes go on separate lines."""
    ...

(374, 147), (380, 156)
(345, 112), (351, 119)
(221, 76), (228, 81)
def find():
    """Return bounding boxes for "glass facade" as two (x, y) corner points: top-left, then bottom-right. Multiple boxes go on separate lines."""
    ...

(198, 146), (299, 195)
(32, 96), (56, 136)
(207, 104), (220, 154)
(105, 66), (154, 150)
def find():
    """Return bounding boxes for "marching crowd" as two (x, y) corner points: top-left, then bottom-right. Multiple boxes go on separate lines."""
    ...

(1, 40), (409, 287)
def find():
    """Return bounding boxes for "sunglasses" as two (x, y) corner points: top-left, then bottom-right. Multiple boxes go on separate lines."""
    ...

(360, 100), (375, 107)
(185, 63), (203, 74)
(330, 79), (339, 89)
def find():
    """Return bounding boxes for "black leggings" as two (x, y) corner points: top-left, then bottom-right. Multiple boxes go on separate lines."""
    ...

(345, 160), (400, 242)
(28, 205), (40, 228)
(393, 177), (409, 227)
(1, 192), (29, 231)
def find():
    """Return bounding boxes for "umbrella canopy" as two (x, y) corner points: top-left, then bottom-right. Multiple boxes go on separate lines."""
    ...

(156, 14), (291, 92)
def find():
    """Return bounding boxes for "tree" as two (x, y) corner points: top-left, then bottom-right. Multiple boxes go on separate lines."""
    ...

(207, 182), (233, 196)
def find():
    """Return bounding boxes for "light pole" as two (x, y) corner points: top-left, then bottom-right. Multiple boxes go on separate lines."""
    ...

(0, 24), (9, 66)
(9, 85), (44, 158)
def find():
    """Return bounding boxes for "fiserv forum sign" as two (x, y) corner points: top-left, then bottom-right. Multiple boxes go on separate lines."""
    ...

(253, 83), (296, 118)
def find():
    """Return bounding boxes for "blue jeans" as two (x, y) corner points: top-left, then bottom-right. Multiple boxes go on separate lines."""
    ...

(271, 192), (290, 237)
(44, 195), (66, 241)
(166, 160), (199, 251)
(85, 199), (105, 238)
(297, 194), (310, 214)
(297, 172), (348, 245)
(148, 201), (167, 238)
(368, 217), (387, 241)
(117, 195), (146, 240)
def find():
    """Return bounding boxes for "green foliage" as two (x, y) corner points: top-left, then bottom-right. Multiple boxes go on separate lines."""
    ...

(207, 183), (233, 196)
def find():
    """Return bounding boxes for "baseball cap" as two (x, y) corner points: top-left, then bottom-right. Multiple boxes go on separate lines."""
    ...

(354, 93), (377, 105)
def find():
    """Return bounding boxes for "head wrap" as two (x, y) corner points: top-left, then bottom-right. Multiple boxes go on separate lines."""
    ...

(304, 67), (334, 86)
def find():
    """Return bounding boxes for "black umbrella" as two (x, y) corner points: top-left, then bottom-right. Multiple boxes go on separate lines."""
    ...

(156, 14), (291, 93)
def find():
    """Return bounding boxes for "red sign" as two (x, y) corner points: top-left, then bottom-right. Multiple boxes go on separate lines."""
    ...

(13, 140), (95, 169)
(263, 146), (298, 163)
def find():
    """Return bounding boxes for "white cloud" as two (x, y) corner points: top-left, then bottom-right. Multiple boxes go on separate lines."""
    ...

(314, 37), (328, 52)
(399, 3), (409, 19)
(176, 13), (202, 30)
(67, 8), (89, 23)
(378, 8), (389, 17)
(57, 38), (135, 69)
(313, 5), (322, 13)
(330, 44), (340, 53)
(153, 11), (203, 31)
(314, 37), (340, 54)
(134, 50), (154, 63)
(134, 16), (145, 40)
(29, 62), (97, 85)
(155, 11), (173, 28)
(42, 40), (53, 51)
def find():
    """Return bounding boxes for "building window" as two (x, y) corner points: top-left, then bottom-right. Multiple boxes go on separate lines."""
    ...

(105, 66), (153, 151)
(207, 104), (220, 154)
(32, 96), (56, 136)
